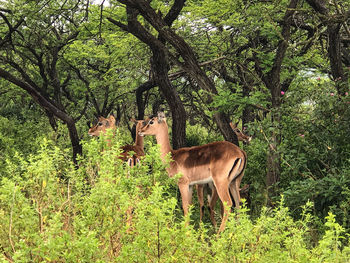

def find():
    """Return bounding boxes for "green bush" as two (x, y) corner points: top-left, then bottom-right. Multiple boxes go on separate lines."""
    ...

(1, 136), (350, 262)
(243, 134), (268, 216)
(185, 122), (224, 147)
(278, 77), (350, 232)
(0, 115), (49, 176)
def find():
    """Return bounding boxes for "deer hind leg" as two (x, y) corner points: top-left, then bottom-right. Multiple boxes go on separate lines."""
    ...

(229, 180), (240, 209)
(213, 179), (232, 233)
(229, 172), (245, 209)
(196, 184), (205, 223)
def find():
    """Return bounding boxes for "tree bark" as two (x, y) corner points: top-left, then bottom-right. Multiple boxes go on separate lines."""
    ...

(306, 0), (349, 95)
(135, 80), (156, 120)
(150, 49), (186, 149)
(108, 3), (187, 149)
(116, 0), (239, 145)
(0, 68), (82, 164)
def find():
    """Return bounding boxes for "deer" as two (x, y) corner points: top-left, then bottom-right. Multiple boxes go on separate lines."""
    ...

(139, 111), (247, 233)
(229, 122), (252, 144)
(88, 115), (145, 166)
(196, 121), (251, 228)
(88, 115), (146, 232)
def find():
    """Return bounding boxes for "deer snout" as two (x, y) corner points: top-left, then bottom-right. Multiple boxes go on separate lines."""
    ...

(88, 128), (99, 137)
(242, 136), (252, 144)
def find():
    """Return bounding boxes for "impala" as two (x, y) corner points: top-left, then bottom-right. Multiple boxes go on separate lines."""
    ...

(88, 115), (145, 232)
(230, 122), (252, 144)
(139, 112), (247, 233)
(88, 115), (145, 166)
(196, 121), (251, 227)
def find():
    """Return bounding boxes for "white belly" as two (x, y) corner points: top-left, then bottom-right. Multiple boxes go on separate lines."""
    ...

(189, 176), (213, 186)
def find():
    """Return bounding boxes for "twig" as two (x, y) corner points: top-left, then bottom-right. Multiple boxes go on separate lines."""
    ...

(58, 179), (71, 211)
(168, 56), (226, 80)
(9, 185), (16, 253)
(36, 206), (43, 233)
(157, 220), (160, 263)
(1, 244), (13, 262)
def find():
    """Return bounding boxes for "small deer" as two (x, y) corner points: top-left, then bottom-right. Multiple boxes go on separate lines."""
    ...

(88, 115), (146, 232)
(229, 122), (252, 144)
(88, 115), (145, 166)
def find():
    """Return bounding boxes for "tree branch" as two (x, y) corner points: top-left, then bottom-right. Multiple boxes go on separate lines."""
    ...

(0, 68), (70, 122)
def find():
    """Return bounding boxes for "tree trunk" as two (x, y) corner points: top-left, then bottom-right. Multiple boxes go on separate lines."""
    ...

(261, 0), (299, 203)
(45, 110), (58, 131)
(151, 48), (186, 149)
(108, 4), (187, 149)
(213, 112), (239, 146)
(327, 22), (348, 95)
(0, 68), (82, 164)
(306, 0), (349, 95)
(116, 0), (239, 145)
(66, 117), (83, 164)
(135, 80), (156, 120)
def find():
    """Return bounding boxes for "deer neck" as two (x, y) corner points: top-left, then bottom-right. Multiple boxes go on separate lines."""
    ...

(155, 123), (172, 162)
(134, 133), (144, 149)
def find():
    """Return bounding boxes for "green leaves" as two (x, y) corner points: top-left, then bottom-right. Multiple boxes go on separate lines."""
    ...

(1, 137), (350, 262)
(211, 83), (270, 115)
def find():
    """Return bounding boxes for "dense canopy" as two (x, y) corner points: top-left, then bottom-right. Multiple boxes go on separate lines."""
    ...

(0, 0), (350, 261)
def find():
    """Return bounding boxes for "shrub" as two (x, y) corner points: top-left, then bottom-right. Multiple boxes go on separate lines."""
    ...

(279, 78), (350, 232)
(1, 137), (350, 262)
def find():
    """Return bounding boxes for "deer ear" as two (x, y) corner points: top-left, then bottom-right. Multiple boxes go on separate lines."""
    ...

(157, 111), (165, 123)
(108, 115), (116, 126)
(230, 121), (239, 129)
(106, 114), (115, 127)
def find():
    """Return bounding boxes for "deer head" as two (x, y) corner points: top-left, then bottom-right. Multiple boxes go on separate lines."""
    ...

(88, 115), (116, 137)
(230, 122), (252, 143)
(139, 112), (166, 137)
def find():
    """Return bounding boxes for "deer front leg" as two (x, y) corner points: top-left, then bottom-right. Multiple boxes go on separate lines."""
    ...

(178, 183), (192, 220)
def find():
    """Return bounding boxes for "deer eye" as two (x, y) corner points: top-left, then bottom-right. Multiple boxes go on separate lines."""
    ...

(149, 120), (154, 125)
(98, 122), (103, 126)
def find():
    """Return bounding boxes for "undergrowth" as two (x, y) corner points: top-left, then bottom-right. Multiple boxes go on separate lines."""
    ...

(0, 136), (349, 262)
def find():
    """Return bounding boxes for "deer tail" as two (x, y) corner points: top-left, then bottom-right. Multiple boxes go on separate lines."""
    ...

(228, 158), (243, 182)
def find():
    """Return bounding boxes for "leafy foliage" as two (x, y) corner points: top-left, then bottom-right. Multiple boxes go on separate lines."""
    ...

(1, 0), (350, 261)
(1, 140), (350, 262)
(276, 75), (350, 231)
